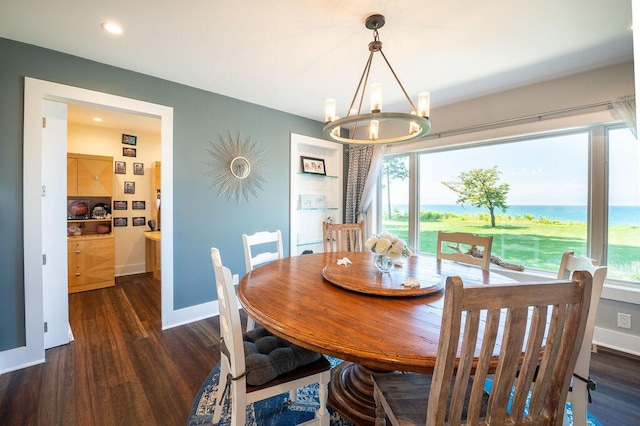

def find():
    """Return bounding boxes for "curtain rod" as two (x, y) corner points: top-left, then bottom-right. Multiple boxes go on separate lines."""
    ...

(424, 100), (613, 139)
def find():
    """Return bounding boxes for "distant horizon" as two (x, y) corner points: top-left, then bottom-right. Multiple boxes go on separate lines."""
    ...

(411, 203), (640, 207)
(387, 204), (640, 226)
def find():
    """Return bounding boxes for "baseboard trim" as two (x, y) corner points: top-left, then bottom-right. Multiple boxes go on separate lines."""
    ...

(161, 300), (221, 330)
(593, 326), (640, 357)
(115, 263), (146, 277)
(0, 346), (45, 375)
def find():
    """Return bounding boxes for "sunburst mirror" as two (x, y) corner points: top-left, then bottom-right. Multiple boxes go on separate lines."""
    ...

(205, 132), (268, 203)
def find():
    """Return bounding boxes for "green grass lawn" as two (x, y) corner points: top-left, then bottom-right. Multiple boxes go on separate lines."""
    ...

(382, 211), (640, 282)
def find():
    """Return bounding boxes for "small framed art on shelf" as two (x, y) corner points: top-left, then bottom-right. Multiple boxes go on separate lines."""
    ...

(301, 156), (326, 175)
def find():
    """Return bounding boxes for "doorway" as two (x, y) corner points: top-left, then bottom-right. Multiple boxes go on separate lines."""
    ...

(20, 77), (175, 369)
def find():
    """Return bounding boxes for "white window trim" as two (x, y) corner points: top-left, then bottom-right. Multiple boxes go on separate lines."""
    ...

(381, 108), (638, 303)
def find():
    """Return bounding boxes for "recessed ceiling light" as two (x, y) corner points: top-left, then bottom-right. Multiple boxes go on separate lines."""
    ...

(101, 21), (124, 35)
(93, 117), (103, 122)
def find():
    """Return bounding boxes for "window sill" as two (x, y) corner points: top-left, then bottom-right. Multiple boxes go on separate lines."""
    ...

(489, 266), (640, 305)
(602, 282), (640, 304)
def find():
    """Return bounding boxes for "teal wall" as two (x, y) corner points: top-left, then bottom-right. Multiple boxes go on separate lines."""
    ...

(0, 37), (325, 351)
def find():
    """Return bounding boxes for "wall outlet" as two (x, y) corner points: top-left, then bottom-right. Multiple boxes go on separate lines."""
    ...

(617, 313), (632, 329)
(232, 274), (239, 285)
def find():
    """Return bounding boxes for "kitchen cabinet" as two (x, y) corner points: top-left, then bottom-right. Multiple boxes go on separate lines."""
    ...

(67, 234), (115, 293)
(67, 152), (114, 292)
(290, 133), (343, 256)
(67, 152), (113, 196)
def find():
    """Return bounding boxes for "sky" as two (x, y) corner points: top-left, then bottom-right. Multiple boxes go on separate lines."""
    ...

(387, 127), (640, 206)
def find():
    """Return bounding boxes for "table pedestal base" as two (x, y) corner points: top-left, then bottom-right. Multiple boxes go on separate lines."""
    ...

(328, 361), (398, 426)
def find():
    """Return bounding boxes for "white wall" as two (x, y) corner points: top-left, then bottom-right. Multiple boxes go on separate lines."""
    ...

(67, 123), (161, 276)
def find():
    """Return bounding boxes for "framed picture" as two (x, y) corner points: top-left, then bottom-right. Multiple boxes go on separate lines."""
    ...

(122, 134), (137, 145)
(301, 156), (326, 175)
(114, 217), (128, 227)
(132, 217), (146, 226)
(115, 161), (126, 174)
(113, 200), (128, 210)
(132, 200), (146, 210)
(124, 181), (135, 194)
(123, 147), (136, 157)
(133, 162), (144, 175)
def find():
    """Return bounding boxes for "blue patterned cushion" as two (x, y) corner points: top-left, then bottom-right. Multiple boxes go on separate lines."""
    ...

(242, 327), (322, 386)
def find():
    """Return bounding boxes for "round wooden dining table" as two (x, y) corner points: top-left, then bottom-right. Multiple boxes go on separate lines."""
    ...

(237, 251), (515, 425)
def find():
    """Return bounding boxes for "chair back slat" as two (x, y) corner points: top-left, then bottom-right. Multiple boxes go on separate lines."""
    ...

(322, 221), (365, 253)
(242, 230), (283, 272)
(426, 272), (592, 425)
(436, 231), (493, 270)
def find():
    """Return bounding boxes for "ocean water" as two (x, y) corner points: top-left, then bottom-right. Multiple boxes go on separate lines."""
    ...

(389, 205), (640, 226)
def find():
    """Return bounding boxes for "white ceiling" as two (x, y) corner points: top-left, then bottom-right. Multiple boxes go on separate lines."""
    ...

(0, 1), (633, 132)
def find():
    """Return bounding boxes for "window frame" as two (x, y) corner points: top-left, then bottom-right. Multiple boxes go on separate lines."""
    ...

(376, 118), (640, 295)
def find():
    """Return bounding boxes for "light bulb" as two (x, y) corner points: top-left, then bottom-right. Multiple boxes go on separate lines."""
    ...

(331, 116), (341, 137)
(370, 83), (382, 113)
(369, 120), (379, 141)
(325, 98), (336, 123)
(409, 111), (420, 134)
(418, 92), (430, 117)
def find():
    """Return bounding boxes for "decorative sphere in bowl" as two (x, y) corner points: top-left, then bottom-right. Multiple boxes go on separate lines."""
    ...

(97, 224), (111, 234)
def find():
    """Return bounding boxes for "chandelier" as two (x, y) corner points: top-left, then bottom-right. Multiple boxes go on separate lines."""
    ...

(323, 14), (431, 145)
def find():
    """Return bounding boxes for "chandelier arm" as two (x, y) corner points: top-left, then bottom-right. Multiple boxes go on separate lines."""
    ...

(349, 52), (376, 138)
(348, 51), (375, 116)
(378, 49), (419, 113)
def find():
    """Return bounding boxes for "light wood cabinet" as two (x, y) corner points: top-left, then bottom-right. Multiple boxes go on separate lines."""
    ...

(67, 153), (113, 196)
(68, 235), (115, 293)
(67, 152), (114, 293)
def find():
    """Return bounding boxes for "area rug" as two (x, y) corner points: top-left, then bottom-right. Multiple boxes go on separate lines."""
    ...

(189, 360), (600, 425)
(189, 357), (353, 425)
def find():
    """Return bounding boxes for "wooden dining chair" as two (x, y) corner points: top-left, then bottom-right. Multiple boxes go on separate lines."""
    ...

(436, 231), (493, 271)
(557, 251), (607, 426)
(242, 230), (283, 331)
(372, 271), (592, 426)
(322, 221), (365, 252)
(210, 247), (331, 426)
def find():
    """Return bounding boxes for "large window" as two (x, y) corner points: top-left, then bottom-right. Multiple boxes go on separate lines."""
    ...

(380, 124), (640, 283)
(607, 127), (640, 281)
(380, 155), (410, 244)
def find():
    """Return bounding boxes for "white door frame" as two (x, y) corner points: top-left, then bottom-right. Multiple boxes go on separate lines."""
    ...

(42, 100), (71, 349)
(4, 77), (176, 373)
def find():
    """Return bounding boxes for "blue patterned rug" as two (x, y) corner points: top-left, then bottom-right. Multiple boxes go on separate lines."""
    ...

(189, 360), (601, 425)
(483, 378), (602, 426)
(188, 357), (353, 425)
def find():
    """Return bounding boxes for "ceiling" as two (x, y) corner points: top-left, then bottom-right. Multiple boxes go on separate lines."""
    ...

(0, 1), (633, 133)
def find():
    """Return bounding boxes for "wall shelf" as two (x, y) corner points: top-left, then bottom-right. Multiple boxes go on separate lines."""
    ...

(290, 134), (343, 256)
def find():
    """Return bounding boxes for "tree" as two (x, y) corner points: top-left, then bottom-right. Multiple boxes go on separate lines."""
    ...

(382, 158), (409, 218)
(442, 166), (509, 227)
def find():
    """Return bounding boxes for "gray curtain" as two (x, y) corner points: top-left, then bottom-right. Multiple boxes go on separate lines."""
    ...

(611, 94), (637, 138)
(345, 145), (375, 224)
(358, 145), (386, 218)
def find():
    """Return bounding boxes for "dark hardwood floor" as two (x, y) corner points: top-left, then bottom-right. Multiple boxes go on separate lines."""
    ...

(0, 273), (638, 425)
(0, 273), (225, 426)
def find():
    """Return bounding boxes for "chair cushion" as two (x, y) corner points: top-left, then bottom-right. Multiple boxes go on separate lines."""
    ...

(242, 327), (322, 386)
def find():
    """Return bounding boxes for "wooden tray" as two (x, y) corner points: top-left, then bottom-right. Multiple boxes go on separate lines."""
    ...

(321, 253), (446, 297)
